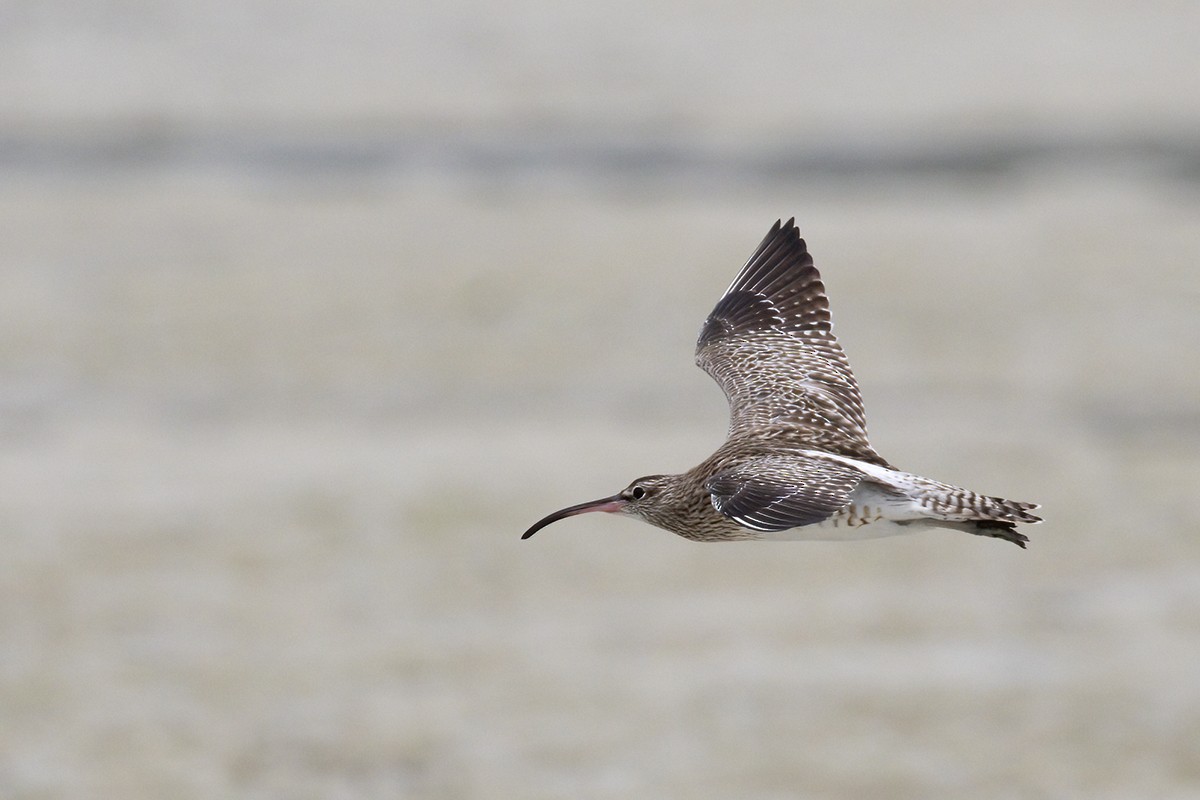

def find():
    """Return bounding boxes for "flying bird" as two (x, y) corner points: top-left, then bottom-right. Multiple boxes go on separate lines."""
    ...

(522, 219), (1041, 546)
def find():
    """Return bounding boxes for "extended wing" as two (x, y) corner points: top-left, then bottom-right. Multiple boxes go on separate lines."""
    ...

(696, 219), (888, 466)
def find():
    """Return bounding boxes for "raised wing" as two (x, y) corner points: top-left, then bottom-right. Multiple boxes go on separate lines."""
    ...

(696, 219), (888, 466)
(707, 454), (862, 532)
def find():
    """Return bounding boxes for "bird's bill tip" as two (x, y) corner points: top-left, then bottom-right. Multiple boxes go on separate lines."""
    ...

(520, 495), (627, 539)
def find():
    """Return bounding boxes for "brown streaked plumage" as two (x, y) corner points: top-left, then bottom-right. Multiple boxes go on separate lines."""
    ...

(522, 219), (1042, 546)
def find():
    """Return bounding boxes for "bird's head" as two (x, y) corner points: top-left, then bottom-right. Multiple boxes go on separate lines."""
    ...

(521, 474), (680, 539)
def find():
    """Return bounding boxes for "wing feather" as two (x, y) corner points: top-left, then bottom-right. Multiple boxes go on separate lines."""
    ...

(696, 219), (888, 466)
(707, 455), (863, 532)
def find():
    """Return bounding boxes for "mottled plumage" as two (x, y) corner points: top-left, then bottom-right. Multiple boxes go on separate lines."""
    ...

(522, 219), (1042, 546)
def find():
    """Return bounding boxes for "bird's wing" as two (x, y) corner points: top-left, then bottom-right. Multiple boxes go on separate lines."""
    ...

(706, 454), (863, 532)
(695, 218), (887, 466)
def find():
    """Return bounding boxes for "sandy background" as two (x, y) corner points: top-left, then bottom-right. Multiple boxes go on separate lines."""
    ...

(2, 3), (1200, 798)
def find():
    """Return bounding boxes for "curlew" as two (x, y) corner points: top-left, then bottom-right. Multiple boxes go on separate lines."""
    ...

(522, 219), (1041, 546)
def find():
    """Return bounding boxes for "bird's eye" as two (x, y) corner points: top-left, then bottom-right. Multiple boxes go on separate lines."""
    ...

(631, 486), (647, 500)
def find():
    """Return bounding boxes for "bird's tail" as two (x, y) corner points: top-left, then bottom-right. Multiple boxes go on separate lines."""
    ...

(817, 453), (1042, 548)
(911, 481), (1042, 549)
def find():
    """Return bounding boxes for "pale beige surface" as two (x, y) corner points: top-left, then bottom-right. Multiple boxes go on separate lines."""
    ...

(3, 4), (1200, 799)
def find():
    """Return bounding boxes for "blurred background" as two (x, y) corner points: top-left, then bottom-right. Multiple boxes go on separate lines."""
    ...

(2, 2), (1199, 798)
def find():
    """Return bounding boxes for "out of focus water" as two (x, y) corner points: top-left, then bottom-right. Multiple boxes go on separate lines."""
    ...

(2, 3), (1199, 799)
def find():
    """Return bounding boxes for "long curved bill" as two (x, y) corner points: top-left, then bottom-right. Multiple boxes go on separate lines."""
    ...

(521, 494), (627, 539)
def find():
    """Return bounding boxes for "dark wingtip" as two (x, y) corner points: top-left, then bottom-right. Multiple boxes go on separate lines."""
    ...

(696, 217), (822, 353)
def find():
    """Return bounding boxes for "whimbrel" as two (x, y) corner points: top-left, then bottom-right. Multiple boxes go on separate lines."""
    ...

(522, 219), (1041, 546)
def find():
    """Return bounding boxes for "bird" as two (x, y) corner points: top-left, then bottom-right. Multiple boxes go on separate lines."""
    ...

(521, 219), (1041, 546)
